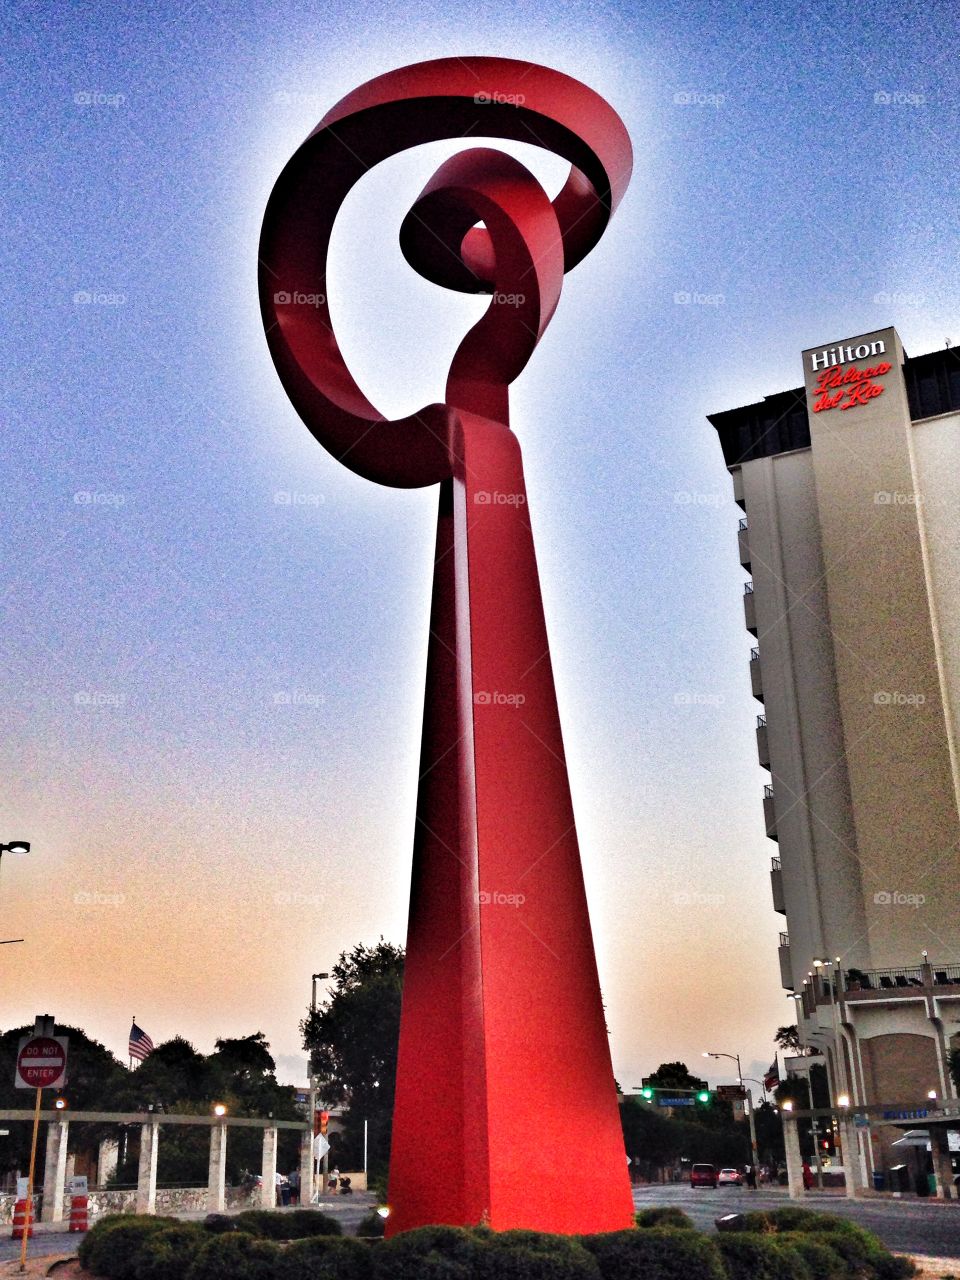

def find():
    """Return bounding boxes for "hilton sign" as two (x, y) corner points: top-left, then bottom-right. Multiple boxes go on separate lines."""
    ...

(802, 326), (903, 421)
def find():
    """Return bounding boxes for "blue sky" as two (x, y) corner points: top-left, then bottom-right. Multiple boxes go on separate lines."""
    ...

(1, 0), (957, 1089)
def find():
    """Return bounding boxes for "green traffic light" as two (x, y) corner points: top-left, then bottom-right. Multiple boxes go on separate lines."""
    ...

(641, 1087), (654, 1100)
(696, 1090), (710, 1103)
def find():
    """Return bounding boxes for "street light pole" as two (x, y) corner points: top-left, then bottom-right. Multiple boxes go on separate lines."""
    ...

(1, 841), (31, 948)
(705, 1050), (760, 1182)
(309, 972), (330, 1201)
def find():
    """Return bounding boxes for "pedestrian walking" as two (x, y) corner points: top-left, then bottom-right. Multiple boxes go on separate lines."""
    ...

(802, 1160), (813, 1191)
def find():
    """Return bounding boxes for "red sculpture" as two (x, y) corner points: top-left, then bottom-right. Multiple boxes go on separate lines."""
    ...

(259, 56), (634, 1235)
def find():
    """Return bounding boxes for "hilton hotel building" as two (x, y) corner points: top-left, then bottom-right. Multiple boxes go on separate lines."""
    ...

(709, 327), (960, 1175)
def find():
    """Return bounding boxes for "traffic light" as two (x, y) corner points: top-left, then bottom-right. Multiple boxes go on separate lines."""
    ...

(696, 1090), (711, 1104)
(640, 1087), (654, 1100)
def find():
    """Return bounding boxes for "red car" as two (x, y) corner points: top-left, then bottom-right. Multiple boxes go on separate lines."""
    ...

(690, 1163), (718, 1188)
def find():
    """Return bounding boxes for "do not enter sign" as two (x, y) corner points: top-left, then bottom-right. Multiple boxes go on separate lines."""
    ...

(15, 1035), (68, 1090)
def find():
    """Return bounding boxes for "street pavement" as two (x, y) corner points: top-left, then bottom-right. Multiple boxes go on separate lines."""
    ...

(633, 1182), (960, 1259)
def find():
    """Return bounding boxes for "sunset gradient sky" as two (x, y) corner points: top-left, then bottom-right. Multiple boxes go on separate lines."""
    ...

(1, 0), (958, 1092)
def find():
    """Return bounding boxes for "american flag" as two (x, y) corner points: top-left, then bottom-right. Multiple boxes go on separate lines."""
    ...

(764, 1057), (780, 1092)
(128, 1021), (155, 1063)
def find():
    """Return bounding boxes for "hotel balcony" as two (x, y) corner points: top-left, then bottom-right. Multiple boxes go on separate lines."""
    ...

(756, 713), (770, 768)
(834, 964), (960, 1004)
(770, 855), (784, 913)
(738, 517), (751, 569)
(743, 581), (757, 635)
(778, 931), (792, 990)
(763, 783), (778, 841)
(750, 646), (764, 703)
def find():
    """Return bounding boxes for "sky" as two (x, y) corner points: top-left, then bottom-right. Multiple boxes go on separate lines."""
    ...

(1, 0), (958, 1094)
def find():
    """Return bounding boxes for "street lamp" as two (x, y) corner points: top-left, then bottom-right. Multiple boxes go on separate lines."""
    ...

(1, 840), (31, 947)
(309, 970), (331, 1202)
(704, 1050), (761, 1179)
(213, 1103), (227, 1117)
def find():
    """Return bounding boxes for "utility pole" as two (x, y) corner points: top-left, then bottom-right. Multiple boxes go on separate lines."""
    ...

(308, 973), (330, 1201)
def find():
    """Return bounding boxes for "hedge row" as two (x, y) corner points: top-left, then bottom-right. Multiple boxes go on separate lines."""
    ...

(77, 1205), (916, 1280)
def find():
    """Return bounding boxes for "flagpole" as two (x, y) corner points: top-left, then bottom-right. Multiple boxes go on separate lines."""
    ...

(129, 1016), (134, 1070)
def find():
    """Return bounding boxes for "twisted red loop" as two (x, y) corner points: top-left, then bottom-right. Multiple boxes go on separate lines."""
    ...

(258, 56), (632, 487)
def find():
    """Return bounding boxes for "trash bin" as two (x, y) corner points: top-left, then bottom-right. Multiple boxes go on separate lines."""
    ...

(888, 1164), (908, 1194)
(914, 1172), (929, 1197)
(872, 1171), (885, 1191)
(927, 1173), (937, 1197)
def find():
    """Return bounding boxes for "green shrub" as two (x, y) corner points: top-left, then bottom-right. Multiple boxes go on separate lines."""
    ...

(716, 1210), (777, 1234)
(634, 1207), (695, 1230)
(136, 1225), (208, 1280)
(777, 1232), (848, 1280)
(716, 1233), (812, 1280)
(276, 1235), (375, 1280)
(372, 1224), (485, 1280)
(233, 1208), (342, 1239)
(474, 1229), (600, 1280)
(78, 1214), (179, 1278)
(185, 1231), (280, 1280)
(584, 1226), (726, 1280)
(768, 1208), (835, 1233)
(356, 1210), (387, 1237)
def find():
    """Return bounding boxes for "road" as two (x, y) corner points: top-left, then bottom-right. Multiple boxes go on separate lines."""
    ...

(633, 1183), (960, 1259)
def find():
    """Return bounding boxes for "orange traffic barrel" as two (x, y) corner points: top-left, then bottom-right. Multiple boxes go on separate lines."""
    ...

(69, 1194), (89, 1233)
(11, 1197), (33, 1239)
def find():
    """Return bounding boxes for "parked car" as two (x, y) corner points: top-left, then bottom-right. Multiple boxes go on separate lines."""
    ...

(690, 1163), (718, 1188)
(718, 1167), (742, 1186)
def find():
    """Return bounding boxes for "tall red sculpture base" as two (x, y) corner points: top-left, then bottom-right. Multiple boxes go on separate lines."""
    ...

(258, 57), (635, 1235)
(387, 415), (633, 1234)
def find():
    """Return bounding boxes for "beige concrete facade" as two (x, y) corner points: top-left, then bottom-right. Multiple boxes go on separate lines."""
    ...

(711, 329), (960, 1180)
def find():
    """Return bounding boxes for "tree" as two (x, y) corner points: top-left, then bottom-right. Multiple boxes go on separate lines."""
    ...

(644, 1062), (707, 1090)
(775, 1025), (802, 1053)
(301, 940), (404, 1177)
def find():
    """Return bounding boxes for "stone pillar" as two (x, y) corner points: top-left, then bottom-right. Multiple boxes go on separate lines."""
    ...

(260, 1127), (278, 1210)
(299, 1128), (314, 1207)
(783, 1113), (805, 1199)
(98, 1137), (119, 1187)
(838, 1115), (865, 1198)
(931, 1127), (956, 1200)
(136, 1120), (159, 1214)
(41, 1119), (69, 1223)
(207, 1122), (227, 1213)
